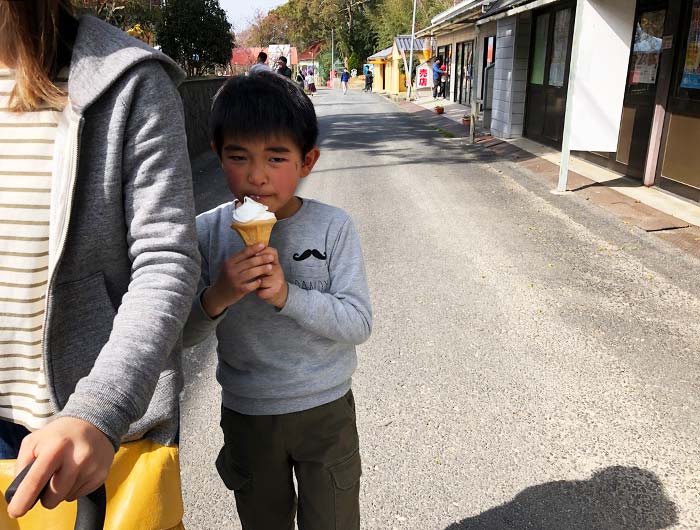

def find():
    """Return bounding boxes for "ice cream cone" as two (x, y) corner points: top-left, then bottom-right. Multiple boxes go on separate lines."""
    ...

(231, 218), (277, 246)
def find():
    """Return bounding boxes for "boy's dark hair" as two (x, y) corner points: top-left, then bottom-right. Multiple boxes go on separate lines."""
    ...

(278, 56), (287, 64)
(257, 51), (267, 63)
(211, 72), (319, 157)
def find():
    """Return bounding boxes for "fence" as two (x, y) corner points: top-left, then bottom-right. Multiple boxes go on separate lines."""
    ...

(178, 77), (227, 159)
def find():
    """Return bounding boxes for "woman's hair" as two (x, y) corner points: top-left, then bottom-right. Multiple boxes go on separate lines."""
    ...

(0, 0), (75, 111)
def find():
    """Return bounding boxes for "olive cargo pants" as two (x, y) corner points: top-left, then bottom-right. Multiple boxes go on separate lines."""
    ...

(216, 390), (362, 530)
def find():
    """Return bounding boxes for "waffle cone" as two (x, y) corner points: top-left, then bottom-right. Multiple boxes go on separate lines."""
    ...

(231, 218), (277, 246)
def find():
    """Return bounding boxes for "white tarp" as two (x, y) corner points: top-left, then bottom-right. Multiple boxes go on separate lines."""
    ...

(566, 0), (636, 151)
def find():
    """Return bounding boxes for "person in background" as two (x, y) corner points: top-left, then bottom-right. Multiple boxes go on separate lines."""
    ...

(249, 51), (271, 74)
(432, 57), (442, 99)
(276, 56), (292, 78)
(340, 68), (350, 95)
(0, 0), (200, 520)
(440, 62), (448, 99)
(364, 69), (374, 92)
(305, 68), (316, 96)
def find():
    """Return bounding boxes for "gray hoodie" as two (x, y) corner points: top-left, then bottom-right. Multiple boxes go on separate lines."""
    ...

(44, 17), (200, 449)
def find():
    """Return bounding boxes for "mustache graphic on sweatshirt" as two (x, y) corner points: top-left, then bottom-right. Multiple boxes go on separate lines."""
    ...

(293, 249), (327, 261)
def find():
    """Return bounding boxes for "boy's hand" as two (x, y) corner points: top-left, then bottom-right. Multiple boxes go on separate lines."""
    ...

(256, 247), (288, 309)
(203, 243), (274, 317)
(8, 417), (115, 518)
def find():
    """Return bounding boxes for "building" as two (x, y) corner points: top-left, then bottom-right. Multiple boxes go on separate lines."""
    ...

(366, 36), (427, 96)
(417, 1), (487, 105)
(367, 46), (393, 92)
(417, 0), (700, 204)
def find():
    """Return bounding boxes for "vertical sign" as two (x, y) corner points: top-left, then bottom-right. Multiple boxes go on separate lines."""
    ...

(681, 0), (700, 89)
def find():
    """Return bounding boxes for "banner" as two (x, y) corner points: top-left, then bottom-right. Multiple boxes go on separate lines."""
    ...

(680, 0), (700, 90)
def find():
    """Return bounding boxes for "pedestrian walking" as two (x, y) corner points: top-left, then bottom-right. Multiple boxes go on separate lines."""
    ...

(341, 68), (350, 95)
(249, 51), (271, 75)
(0, 1), (199, 527)
(305, 68), (316, 96)
(275, 56), (292, 78)
(184, 72), (372, 530)
(432, 57), (442, 99)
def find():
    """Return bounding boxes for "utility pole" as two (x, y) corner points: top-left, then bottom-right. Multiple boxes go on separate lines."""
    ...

(331, 29), (335, 89)
(406, 0), (418, 101)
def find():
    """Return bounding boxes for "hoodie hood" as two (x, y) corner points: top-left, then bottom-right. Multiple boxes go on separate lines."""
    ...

(68, 16), (185, 113)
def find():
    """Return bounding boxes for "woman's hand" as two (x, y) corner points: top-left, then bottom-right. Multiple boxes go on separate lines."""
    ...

(8, 417), (115, 518)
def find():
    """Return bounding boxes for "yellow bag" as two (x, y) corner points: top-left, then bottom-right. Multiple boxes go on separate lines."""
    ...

(0, 439), (184, 530)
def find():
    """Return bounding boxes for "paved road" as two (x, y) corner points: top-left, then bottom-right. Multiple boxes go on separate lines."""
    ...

(182, 87), (700, 529)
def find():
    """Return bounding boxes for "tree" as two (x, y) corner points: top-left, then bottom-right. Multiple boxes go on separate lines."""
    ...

(371, 0), (452, 49)
(156, 0), (233, 77)
(73, 0), (160, 40)
(243, 8), (290, 47)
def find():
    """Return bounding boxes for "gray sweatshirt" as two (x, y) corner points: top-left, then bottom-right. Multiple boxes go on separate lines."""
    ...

(184, 199), (372, 415)
(33, 16), (200, 449)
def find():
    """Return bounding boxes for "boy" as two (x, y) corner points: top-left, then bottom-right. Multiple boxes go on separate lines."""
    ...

(341, 68), (351, 95)
(183, 72), (372, 530)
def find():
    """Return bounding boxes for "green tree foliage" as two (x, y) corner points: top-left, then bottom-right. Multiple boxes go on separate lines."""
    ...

(371, 0), (452, 48)
(156, 0), (233, 77)
(245, 0), (451, 65)
(347, 52), (361, 73)
(73, 0), (160, 34)
(243, 9), (290, 47)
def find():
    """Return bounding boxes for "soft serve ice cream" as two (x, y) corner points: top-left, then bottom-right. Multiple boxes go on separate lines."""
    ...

(231, 197), (277, 246)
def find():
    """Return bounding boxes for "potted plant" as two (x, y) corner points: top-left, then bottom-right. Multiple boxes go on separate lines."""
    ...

(435, 105), (445, 115)
(462, 114), (471, 126)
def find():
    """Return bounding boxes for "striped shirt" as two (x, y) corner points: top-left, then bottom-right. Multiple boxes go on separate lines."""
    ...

(0, 69), (64, 429)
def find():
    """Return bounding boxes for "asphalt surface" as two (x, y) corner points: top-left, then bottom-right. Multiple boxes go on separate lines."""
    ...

(181, 87), (700, 530)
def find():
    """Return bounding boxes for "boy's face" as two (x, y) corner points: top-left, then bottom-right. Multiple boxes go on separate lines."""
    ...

(217, 135), (321, 220)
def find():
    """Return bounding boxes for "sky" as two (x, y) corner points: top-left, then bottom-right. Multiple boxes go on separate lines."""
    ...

(220, 0), (287, 32)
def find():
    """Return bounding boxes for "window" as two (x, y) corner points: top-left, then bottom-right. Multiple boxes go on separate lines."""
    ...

(548, 8), (572, 87)
(530, 13), (549, 85)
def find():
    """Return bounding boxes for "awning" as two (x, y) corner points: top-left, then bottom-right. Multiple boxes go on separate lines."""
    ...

(367, 46), (393, 61)
(416, 0), (485, 37)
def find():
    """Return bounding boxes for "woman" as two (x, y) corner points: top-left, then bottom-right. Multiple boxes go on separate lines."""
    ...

(305, 68), (317, 96)
(0, 0), (199, 523)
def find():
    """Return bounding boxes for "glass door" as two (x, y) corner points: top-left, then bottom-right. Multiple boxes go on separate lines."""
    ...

(616, 5), (667, 178)
(525, 3), (575, 146)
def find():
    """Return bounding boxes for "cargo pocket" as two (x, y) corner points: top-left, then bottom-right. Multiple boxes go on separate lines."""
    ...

(329, 449), (362, 530)
(215, 447), (251, 494)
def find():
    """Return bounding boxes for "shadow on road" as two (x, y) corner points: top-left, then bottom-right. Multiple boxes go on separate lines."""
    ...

(318, 112), (469, 167)
(445, 466), (678, 530)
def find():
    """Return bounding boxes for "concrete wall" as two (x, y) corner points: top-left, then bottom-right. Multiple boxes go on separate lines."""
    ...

(490, 13), (531, 139)
(178, 77), (227, 159)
